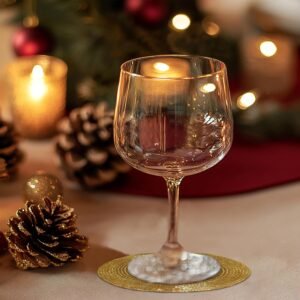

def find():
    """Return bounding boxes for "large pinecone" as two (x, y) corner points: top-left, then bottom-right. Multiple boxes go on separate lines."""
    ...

(0, 119), (22, 179)
(6, 197), (88, 270)
(55, 102), (130, 188)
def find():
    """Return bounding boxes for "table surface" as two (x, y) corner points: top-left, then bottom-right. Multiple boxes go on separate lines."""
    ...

(1, 140), (300, 300)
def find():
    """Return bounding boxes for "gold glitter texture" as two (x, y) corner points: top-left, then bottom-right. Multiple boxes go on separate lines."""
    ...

(23, 173), (63, 204)
(97, 254), (251, 293)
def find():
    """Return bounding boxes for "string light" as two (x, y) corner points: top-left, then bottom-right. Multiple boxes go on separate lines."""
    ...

(171, 14), (191, 31)
(259, 41), (277, 57)
(237, 92), (257, 110)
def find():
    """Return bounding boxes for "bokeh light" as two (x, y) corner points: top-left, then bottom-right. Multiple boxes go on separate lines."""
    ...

(171, 14), (191, 31)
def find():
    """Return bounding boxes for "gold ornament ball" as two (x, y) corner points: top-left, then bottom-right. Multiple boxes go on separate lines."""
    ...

(24, 174), (63, 204)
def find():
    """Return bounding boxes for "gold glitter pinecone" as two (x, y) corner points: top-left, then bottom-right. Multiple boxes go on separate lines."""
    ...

(0, 119), (22, 179)
(6, 197), (88, 270)
(55, 102), (130, 188)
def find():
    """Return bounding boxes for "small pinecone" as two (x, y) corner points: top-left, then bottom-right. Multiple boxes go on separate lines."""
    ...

(55, 102), (130, 188)
(0, 119), (22, 179)
(6, 197), (88, 270)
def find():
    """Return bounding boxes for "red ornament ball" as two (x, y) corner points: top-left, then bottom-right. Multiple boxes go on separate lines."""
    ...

(0, 231), (8, 254)
(12, 26), (54, 57)
(125, 0), (168, 26)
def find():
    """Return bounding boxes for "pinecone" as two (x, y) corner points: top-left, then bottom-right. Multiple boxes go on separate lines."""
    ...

(6, 197), (88, 270)
(0, 119), (22, 179)
(55, 102), (130, 188)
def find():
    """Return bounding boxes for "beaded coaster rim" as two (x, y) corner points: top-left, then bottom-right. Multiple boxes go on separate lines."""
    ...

(97, 253), (251, 293)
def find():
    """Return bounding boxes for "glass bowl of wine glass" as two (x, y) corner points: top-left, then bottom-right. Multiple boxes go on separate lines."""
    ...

(114, 55), (233, 284)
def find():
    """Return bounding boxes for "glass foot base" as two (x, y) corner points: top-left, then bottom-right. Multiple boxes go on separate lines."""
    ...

(128, 253), (221, 284)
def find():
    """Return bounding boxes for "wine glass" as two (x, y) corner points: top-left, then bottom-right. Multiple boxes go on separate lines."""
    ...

(114, 55), (233, 284)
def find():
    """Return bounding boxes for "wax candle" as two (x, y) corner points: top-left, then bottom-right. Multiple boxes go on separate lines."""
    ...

(8, 55), (67, 138)
(141, 57), (190, 78)
(241, 35), (296, 95)
(138, 57), (190, 98)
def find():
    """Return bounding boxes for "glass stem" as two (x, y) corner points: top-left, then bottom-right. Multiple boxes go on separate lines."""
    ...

(160, 177), (184, 267)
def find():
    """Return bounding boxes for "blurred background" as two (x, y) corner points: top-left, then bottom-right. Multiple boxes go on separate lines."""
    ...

(0, 0), (300, 141)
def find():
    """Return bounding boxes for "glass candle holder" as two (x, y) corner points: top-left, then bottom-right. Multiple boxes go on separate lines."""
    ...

(8, 55), (67, 139)
(241, 34), (296, 96)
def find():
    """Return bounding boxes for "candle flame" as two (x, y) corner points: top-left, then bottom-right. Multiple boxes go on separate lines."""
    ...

(171, 14), (191, 31)
(153, 62), (170, 72)
(200, 83), (216, 93)
(259, 41), (277, 57)
(237, 92), (256, 110)
(29, 65), (47, 101)
(31, 65), (44, 79)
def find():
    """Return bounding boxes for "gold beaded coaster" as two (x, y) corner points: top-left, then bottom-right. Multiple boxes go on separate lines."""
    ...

(97, 254), (251, 293)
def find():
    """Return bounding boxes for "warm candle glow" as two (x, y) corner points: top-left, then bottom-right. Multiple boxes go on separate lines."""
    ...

(9, 55), (67, 138)
(200, 83), (216, 93)
(259, 41), (277, 57)
(171, 14), (191, 31)
(202, 20), (220, 36)
(141, 58), (190, 78)
(140, 58), (190, 97)
(237, 92), (256, 110)
(29, 65), (47, 101)
(31, 65), (44, 79)
(242, 35), (296, 95)
(153, 62), (170, 72)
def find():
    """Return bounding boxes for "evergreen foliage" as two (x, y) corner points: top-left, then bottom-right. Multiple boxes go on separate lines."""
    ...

(13, 0), (238, 106)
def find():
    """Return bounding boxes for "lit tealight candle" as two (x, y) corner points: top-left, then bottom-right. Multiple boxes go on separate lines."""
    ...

(241, 35), (296, 95)
(8, 55), (67, 138)
(139, 57), (190, 99)
(141, 58), (190, 78)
